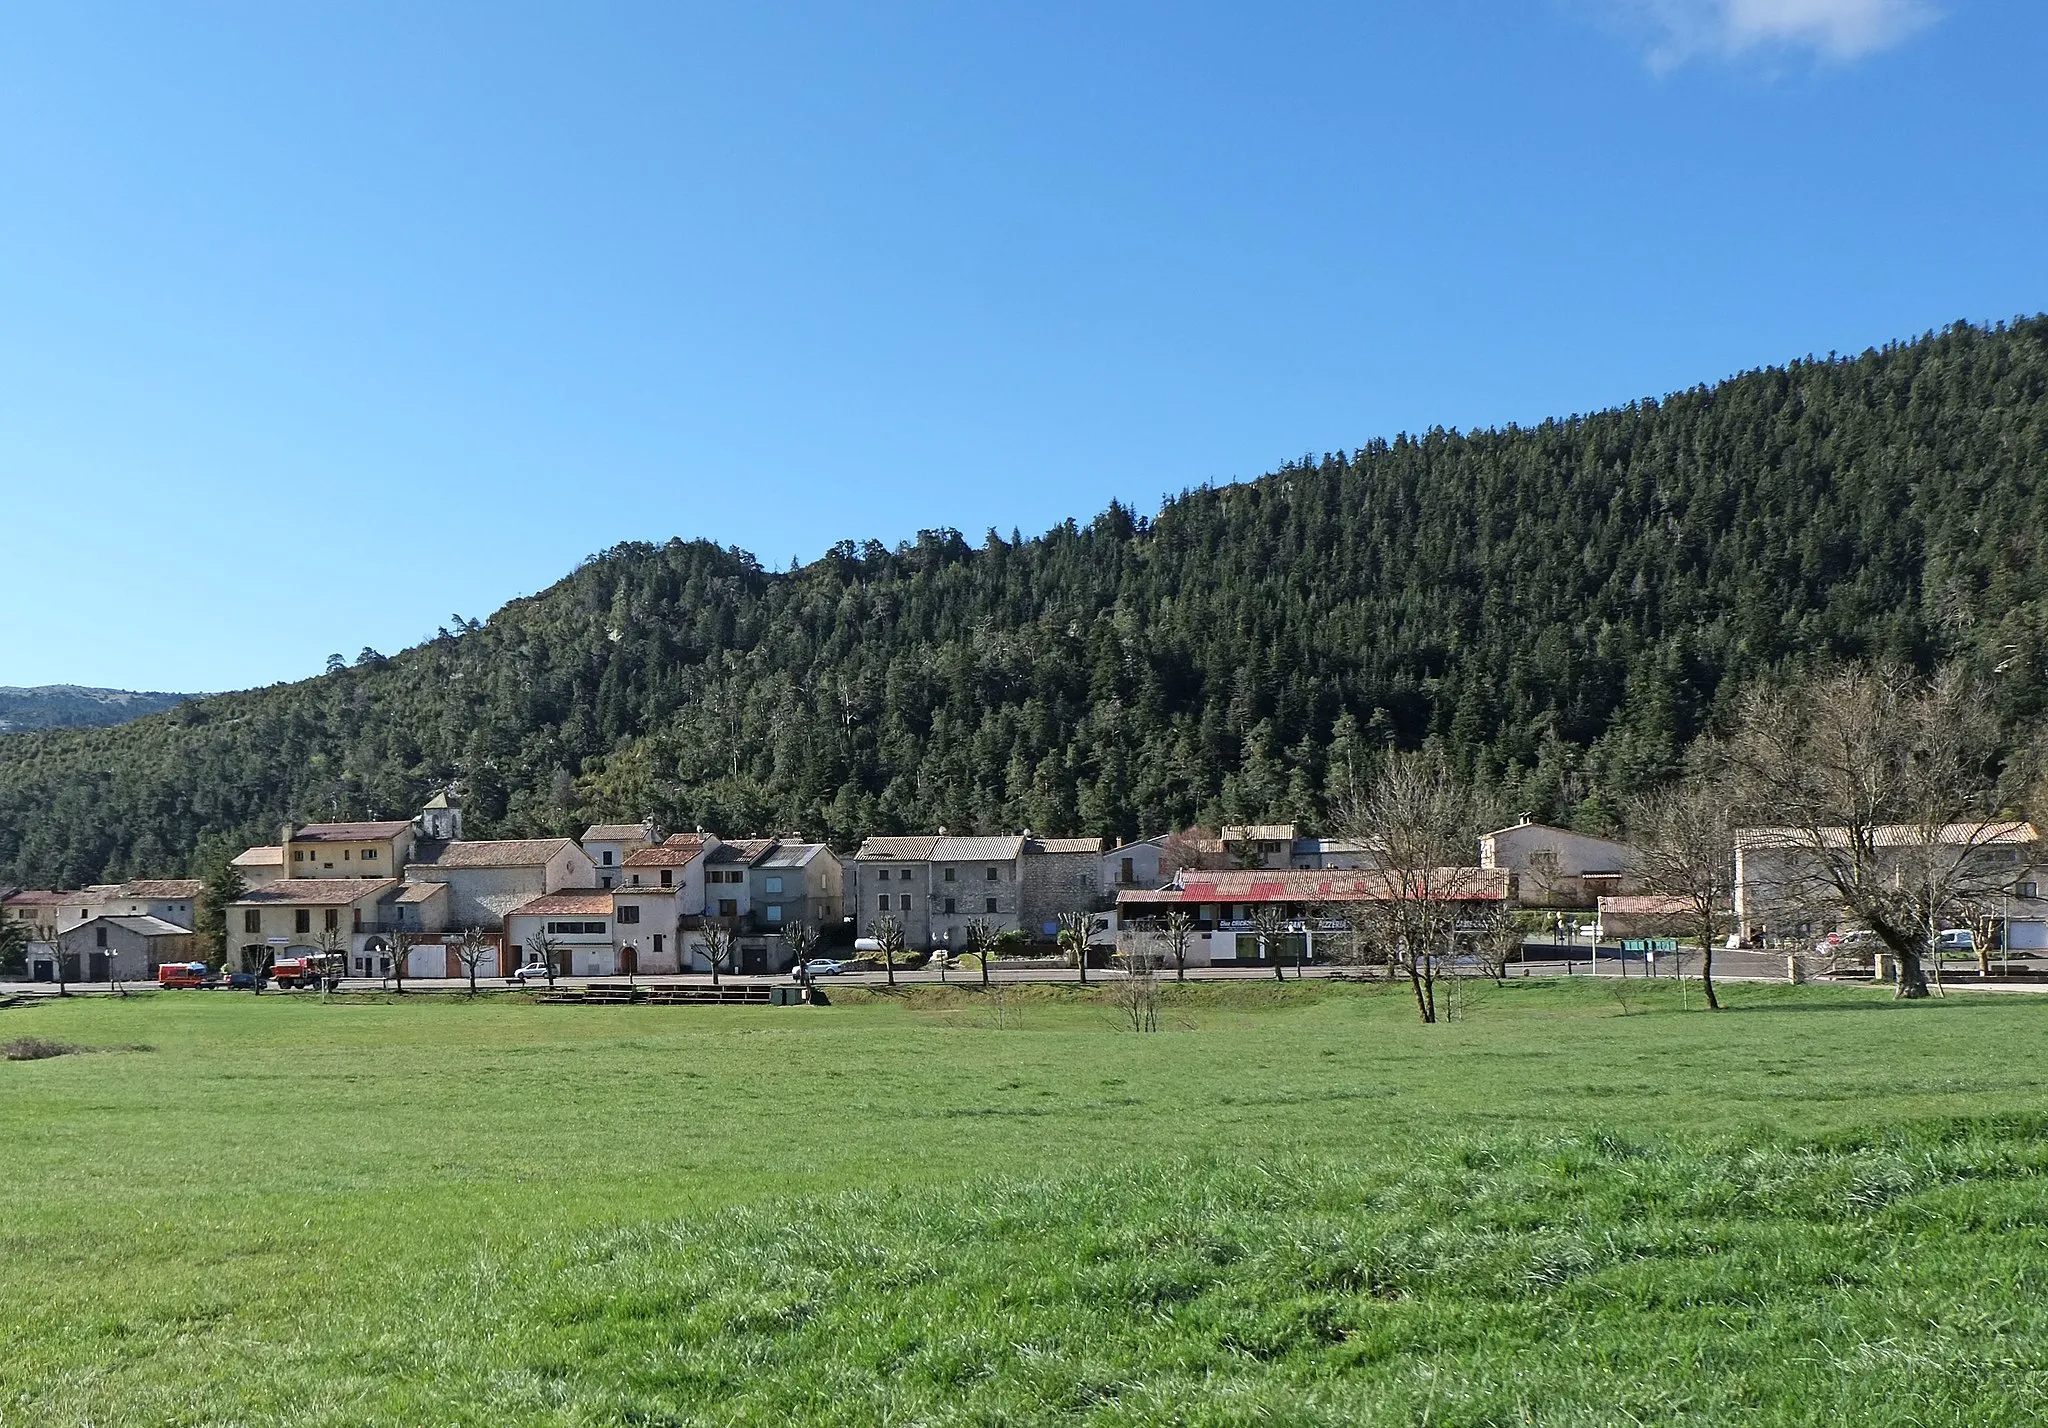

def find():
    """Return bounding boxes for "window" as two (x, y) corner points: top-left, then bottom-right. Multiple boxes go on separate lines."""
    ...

(944, 897), (956, 915)
(295, 909), (311, 935)
(293, 850), (304, 862)
(2023, 883), (2040, 899)
(95, 927), (107, 948)
(765, 876), (783, 894)
(361, 848), (377, 861)
(324, 908), (339, 931)
(985, 867), (998, 881)
(600, 875), (614, 890)
(985, 897), (997, 914)
(653, 934), (664, 954)
(244, 909), (261, 933)
(660, 869), (673, 888)
(546, 920), (607, 935)
(944, 867), (956, 882)
(602, 850), (614, 866)
(342, 849), (350, 861)
(765, 905), (783, 923)
(879, 894), (890, 911)
(718, 899), (738, 918)
(1120, 858), (1135, 885)
(900, 869), (913, 881)
(618, 905), (640, 925)
(898, 894), (911, 912)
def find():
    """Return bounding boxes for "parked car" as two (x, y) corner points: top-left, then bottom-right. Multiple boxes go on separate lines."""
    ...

(795, 959), (846, 979)
(512, 962), (557, 983)
(1937, 928), (1976, 952)
(220, 972), (258, 990)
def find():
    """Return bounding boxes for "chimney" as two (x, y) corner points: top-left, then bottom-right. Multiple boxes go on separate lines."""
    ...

(280, 822), (298, 848)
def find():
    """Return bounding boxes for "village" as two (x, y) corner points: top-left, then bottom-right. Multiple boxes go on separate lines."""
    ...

(6, 790), (2043, 992)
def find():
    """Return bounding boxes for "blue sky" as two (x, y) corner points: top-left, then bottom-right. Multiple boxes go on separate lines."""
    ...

(1, 0), (2041, 692)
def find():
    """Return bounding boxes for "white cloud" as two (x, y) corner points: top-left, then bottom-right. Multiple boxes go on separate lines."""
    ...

(1616, 0), (1939, 70)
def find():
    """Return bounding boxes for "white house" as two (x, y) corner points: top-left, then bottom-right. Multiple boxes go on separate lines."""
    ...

(1478, 818), (1636, 909)
(504, 891), (618, 977)
(582, 819), (662, 891)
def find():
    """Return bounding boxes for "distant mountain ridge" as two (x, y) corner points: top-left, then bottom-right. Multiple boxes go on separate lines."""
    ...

(0, 686), (195, 733)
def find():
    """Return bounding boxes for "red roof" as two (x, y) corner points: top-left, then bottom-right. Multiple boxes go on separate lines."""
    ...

(627, 838), (705, 867)
(1119, 867), (1511, 906)
(507, 891), (615, 918)
(3, 890), (72, 906)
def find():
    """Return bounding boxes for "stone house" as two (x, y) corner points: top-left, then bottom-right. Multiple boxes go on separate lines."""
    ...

(404, 838), (597, 931)
(504, 891), (618, 977)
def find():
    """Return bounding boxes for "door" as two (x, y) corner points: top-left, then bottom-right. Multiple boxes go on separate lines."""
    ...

(620, 945), (638, 976)
(741, 943), (766, 975)
(87, 952), (111, 982)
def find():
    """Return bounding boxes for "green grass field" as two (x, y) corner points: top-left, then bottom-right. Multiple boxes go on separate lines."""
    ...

(3, 978), (2046, 1425)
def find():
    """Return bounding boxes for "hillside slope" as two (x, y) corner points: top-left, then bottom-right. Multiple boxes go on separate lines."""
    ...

(0, 687), (193, 733)
(3, 318), (2045, 887)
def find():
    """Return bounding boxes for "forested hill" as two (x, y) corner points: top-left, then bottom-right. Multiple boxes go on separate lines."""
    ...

(0, 687), (193, 733)
(5, 318), (2047, 888)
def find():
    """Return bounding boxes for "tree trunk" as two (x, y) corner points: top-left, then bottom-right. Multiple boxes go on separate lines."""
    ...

(979, 948), (989, 988)
(1698, 915), (1720, 1010)
(1894, 946), (1930, 999)
(1407, 960), (1434, 1024)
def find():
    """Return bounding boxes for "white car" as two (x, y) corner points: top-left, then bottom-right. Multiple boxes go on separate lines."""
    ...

(513, 962), (558, 983)
(795, 959), (846, 979)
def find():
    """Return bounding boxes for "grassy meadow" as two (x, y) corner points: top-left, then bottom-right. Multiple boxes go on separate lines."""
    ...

(2, 978), (2046, 1424)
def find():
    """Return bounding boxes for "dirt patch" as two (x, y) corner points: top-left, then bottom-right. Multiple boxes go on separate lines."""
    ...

(3, 1037), (155, 1061)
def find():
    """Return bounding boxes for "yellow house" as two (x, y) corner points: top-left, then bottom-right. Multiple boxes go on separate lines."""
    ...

(280, 820), (417, 880)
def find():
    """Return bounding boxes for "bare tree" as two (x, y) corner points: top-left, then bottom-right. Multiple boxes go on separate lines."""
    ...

(782, 919), (818, 985)
(965, 917), (996, 989)
(1627, 748), (1738, 1010)
(698, 917), (736, 986)
(1163, 907), (1193, 982)
(1727, 665), (2020, 1000)
(1159, 827), (1219, 879)
(312, 924), (350, 994)
(453, 927), (492, 996)
(1338, 748), (1496, 1024)
(1108, 960), (1161, 1032)
(1248, 902), (1292, 981)
(1463, 902), (1524, 986)
(386, 933), (409, 995)
(872, 915), (903, 987)
(523, 931), (561, 989)
(1057, 910), (1091, 984)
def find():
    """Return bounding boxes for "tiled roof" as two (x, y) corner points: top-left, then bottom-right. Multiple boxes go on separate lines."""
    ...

(1598, 894), (1694, 915)
(232, 845), (285, 867)
(1027, 837), (1105, 855)
(294, 821), (414, 843)
(1223, 824), (1298, 843)
(705, 838), (776, 865)
(625, 839), (706, 867)
(387, 882), (448, 905)
(3, 890), (72, 906)
(234, 879), (400, 906)
(1118, 867), (1512, 906)
(410, 839), (575, 869)
(932, 836), (1023, 862)
(507, 891), (615, 918)
(582, 822), (657, 844)
(118, 879), (205, 900)
(1737, 820), (2040, 850)
(664, 832), (708, 848)
(856, 836), (940, 861)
